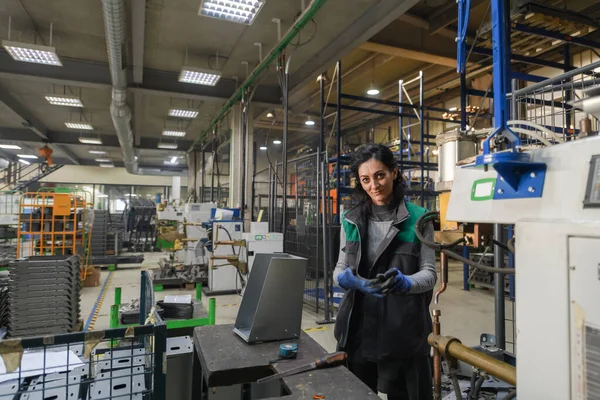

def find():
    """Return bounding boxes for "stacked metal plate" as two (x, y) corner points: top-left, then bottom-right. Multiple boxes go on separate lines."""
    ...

(91, 210), (109, 258)
(0, 270), (10, 331)
(8, 255), (81, 337)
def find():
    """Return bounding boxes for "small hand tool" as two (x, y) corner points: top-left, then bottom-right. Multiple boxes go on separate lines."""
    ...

(257, 352), (347, 384)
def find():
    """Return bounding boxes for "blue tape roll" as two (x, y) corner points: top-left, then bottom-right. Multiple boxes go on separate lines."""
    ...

(279, 343), (298, 359)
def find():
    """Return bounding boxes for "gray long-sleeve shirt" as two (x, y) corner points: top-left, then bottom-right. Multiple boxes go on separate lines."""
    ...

(333, 212), (437, 294)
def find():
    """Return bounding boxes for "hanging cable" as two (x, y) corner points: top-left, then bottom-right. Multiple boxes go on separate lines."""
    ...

(416, 212), (516, 275)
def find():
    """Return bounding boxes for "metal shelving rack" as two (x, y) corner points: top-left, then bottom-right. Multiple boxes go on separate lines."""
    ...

(323, 62), (460, 217)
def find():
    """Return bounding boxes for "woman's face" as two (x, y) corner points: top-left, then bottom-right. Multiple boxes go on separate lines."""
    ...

(357, 158), (398, 206)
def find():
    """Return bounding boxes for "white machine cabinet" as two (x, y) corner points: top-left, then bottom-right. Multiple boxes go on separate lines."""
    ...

(208, 221), (244, 295)
(446, 137), (600, 399)
(241, 232), (283, 273)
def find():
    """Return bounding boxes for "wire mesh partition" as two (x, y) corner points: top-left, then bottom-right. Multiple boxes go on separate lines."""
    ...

(271, 152), (335, 315)
(511, 60), (600, 141)
(0, 321), (167, 400)
(251, 180), (271, 223)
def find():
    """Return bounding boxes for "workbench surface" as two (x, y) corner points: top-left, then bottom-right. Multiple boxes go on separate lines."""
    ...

(193, 324), (380, 400)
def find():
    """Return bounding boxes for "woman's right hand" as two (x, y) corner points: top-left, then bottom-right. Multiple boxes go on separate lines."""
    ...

(337, 269), (383, 297)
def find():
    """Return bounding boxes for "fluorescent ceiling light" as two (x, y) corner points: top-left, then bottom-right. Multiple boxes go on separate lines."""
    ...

(18, 159), (30, 165)
(89, 150), (107, 155)
(158, 143), (178, 150)
(99, 163), (114, 168)
(65, 122), (94, 130)
(170, 156), (178, 164)
(266, 111), (274, 118)
(45, 95), (83, 107)
(305, 118), (315, 126)
(2, 40), (62, 66)
(164, 160), (179, 165)
(168, 108), (199, 119)
(273, 140), (282, 145)
(17, 154), (37, 159)
(0, 144), (21, 150)
(178, 66), (221, 86)
(259, 146), (267, 151)
(199, 0), (265, 25)
(94, 158), (111, 162)
(162, 130), (186, 137)
(366, 88), (380, 96)
(78, 137), (103, 145)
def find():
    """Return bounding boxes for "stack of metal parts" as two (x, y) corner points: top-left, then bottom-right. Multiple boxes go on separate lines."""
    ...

(8, 255), (81, 337)
(0, 270), (9, 331)
(0, 244), (15, 268)
(90, 210), (109, 258)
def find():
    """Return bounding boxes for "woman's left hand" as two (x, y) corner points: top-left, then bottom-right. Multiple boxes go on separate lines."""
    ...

(372, 268), (412, 294)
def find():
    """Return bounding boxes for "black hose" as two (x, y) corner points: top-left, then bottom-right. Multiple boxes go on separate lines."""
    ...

(492, 239), (511, 253)
(470, 375), (486, 399)
(416, 212), (516, 275)
(505, 390), (517, 400)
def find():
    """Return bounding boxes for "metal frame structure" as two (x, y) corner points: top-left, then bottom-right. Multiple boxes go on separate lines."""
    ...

(457, 0), (600, 353)
(324, 61), (458, 215)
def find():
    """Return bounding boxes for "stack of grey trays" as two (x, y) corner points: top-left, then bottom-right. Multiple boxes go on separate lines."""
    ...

(0, 270), (9, 331)
(91, 210), (109, 257)
(8, 255), (81, 337)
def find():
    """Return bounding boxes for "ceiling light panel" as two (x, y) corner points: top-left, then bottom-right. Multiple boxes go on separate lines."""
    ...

(89, 150), (107, 155)
(158, 143), (178, 150)
(0, 144), (21, 149)
(168, 109), (199, 119)
(45, 95), (83, 107)
(66, 122), (94, 130)
(179, 67), (221, 86)
(95, 158), (111, 162)
(99, 163), (114, 168)
(162, 130), (186, 137)
(78, 137), (103, 145)
(2, 40), (62, 66)
(199, 0), (265, 25)
(164, 160), (179, 165)
(17, 154), (38, 159)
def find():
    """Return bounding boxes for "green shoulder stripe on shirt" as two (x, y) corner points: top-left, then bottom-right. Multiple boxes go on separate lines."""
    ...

(341, 213), (360, 242)
(396, 203), (428, 243)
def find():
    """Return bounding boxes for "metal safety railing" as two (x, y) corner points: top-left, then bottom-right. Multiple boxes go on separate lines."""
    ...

(511, 60), (600, 142)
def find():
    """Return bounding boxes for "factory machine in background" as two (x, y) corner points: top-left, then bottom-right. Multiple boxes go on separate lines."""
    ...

(445, 133), (600, 399)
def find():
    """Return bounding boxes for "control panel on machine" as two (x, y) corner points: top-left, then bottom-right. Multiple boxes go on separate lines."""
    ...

(584, 154), (600, 208)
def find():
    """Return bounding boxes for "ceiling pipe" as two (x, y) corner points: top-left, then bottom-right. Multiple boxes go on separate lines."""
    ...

(101, 0), (166, 176)
(187, 0), (329, 152)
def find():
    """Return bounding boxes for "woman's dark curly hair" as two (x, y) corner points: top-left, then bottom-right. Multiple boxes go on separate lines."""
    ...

(349, 144), (405, 203)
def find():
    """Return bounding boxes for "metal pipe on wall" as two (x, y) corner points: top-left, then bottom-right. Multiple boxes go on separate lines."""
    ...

(211, 132), (215, 203)
(281, 61), (290, 238)
(428, 334), (516, 386)
(336, 60), (342, 222)
(432, 310), (442, 400)
(240, 92), (248, 221)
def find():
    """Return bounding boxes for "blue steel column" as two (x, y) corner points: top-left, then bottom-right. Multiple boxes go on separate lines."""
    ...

(463, 245), (470, 291)
(419, 71), (425, 207)
(399, 80), (404, 177)
(460, 73), (467, 131)
(491, 0), (510, 350)
(336, 61), (342, 222)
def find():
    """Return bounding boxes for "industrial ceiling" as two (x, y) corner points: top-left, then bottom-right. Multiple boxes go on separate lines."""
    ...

(0, 0), (599, 169)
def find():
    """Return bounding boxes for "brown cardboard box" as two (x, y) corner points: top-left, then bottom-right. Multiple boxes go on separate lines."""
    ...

(83, 267), (101, 287)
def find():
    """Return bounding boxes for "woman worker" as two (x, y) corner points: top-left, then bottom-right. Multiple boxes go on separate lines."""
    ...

(333, 144), (436, 400)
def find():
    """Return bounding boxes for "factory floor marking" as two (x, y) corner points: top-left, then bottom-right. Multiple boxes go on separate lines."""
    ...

(218, 303), (239, 308)
(84, 271), (114, 331)
(303, 326), (329, 333)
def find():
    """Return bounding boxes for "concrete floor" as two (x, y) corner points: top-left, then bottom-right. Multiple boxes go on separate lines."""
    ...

(80, 252), (513, 352)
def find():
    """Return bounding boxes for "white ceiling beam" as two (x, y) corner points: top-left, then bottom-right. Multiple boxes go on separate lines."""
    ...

(358, 42), (459, 68)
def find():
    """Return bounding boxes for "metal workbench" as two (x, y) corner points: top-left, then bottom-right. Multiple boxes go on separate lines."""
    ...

(193, 324), (379, 400)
